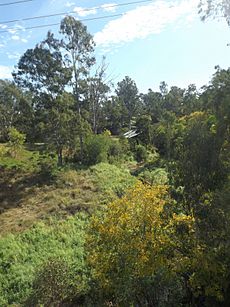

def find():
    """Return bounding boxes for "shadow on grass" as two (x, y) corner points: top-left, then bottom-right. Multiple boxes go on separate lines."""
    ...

(0, 167), (55, 213)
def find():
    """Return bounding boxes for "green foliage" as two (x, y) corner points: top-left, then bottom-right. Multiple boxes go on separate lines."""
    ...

(45, 93), (78, 166)
(27, 259), (75, 306)
(102, 129), (111, 137)
(0, 214), (88, 306)
(89, 162), (137, 199)
(0, 80), (33, 142)
(27, 258), (89, 306)
(136, 114), (153, 145)
(108, 139), (121, 157)
(8, 127), (26, 158)
(1, 29), (230, 307)
(87, 183), (194, 305)
(116, 135), (132, 161)
(82, 134), (126, 166)
(0, 143), (39, 172)
(83, 134), (111, 165)
(115, 76), (140, 129)
(108, 139), (124, 164)
(38, 153), (59, 181)
(138, 167), (169, 185)
(172, 111), (227, 204)
(135, 144), (148, 162)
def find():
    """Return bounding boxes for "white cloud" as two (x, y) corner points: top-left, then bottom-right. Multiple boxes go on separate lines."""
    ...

(7, 52), (20, 60)
(65, 1), (75, 7)
(73, 6), (97, 17)
(10, 36), (28, 43)
(101, 3), (117, 13)
(8, 25), (25, 34)
(8, 28), (17, 34)
(0, 24), (7, 29)
(0, 65), (12, 79)
(11, 35), (20, 41)
(94, 0), (199, 47)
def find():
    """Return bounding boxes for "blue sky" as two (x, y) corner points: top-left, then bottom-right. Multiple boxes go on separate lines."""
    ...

(0, 0), (230, 93)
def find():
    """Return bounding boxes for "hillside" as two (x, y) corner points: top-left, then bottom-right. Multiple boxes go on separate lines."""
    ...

(0, 145), (137, 235)
(0, 11), (230, 305)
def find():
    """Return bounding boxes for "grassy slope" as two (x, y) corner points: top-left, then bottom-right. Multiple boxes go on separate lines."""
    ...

(0, 145), (136, 236)
(0, 169), (98, 235)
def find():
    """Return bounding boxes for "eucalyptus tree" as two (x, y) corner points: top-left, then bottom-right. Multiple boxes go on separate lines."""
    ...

(115, 76), (140, 130)
(182, 84), (199, 115)
(141, 89), (163, 123)
(13, 16), (95, 164)
(199, 0), (230, 25)
(59, 16), (95, 158)
(0, 80), (18, 141)
(59, 16), (95, 112)
(85, 57), (110, 134)
(0, 80), (33, 141)
(13, 31), (71, 96)
(102, 96), (124, 135)
(13, 30), (72, 164)
(164, 86), (185, 115)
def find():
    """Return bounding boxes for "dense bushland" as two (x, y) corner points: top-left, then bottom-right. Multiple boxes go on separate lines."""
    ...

(0, 14), (230, 306)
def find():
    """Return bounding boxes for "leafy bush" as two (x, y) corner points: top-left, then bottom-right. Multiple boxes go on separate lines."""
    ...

(83, 134), (111, 166)
(8, 127), (26, 158)
(135, 144), (148, 162)
(119, 135), (131, 154)
(90, 163), (137, 199)
(87, 183), (194, 306)
(102, 129), (111, 137)
(83, 134), (131, 166)
(108, 140), (123, 164)
(38, 153), (58, 180)
(0, 214), (88, 306)
(26, 258), (89, 306)
(138, 168), (169, 185)
(0, 144), (8, 157)
(0, 144), (39, 171)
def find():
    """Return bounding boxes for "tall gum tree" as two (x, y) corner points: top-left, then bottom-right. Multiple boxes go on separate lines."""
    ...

(13, 31), (72, 165)
(13, 16), (95, 165)
(85, 57), (110, 134)
(199, 0), (230, 25)
(115, 76), (140, 130)
(60, 16), (95, 159)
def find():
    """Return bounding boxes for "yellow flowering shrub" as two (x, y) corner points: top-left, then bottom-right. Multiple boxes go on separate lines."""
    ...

(87, 182), (195, 304)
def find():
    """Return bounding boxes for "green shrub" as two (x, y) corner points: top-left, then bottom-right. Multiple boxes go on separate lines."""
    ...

(26, 258), (90, 306)
(102, 129), (111, 137)
(135, 144), (148, 162)
(90, 162), (137, 199)
(82, 134), (130, 166)
(0, 144), (8, 157)
(108, 140), (123, 164)
(108, 141), (122, 157)
(8, 127), (26, 158)
(0, 145), (39, 172)
(119, 136), (130, 153)
(0, 214), (88, 305)
(138, 167), (169, 185)
(38, 153), (58, 180)
(83, 134), (111, 166)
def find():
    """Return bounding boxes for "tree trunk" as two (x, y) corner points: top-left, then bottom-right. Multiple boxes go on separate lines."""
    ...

(79, 133), (83, 163)
(57, 147), (63, 166)
(93, 103), (97, 134)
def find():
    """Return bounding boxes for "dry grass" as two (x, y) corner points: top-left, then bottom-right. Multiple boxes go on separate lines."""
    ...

(0, 169), (105, 236)
(0, 142), (136, 235)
